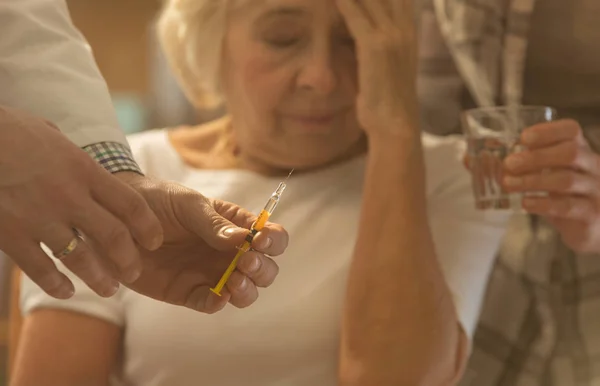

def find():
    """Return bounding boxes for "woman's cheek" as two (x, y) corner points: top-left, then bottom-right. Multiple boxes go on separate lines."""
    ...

(244, 53), (295, 92)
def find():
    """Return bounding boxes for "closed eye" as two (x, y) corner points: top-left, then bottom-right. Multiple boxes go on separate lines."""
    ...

(264, 37), (302, 48)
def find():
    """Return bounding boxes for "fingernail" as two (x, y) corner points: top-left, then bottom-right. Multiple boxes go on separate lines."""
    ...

(246, 257), (261, 274)
(45, 275), (73, 298)
(123, 268), (142, 284)
(256, 236), (273, 250)
(63, 287), (75, 298)
(223, 228), (238, 238)
(504, 176), (522, 187)
(57, 283), (75, 299)
(505, 155), (524, 170)
(149, 234), (163, 250)
(204, 293), (217, 311)
(103, 281), (120, 297)
(238, 277), (248, 291)
(46, 273), (65, 290)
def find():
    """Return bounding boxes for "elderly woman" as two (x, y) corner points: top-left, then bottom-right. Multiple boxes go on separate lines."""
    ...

(10, 0), (508, 385)
(419, 0), (600, 385)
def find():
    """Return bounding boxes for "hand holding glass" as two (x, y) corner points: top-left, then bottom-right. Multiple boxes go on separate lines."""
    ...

(461, 106), (557, 210)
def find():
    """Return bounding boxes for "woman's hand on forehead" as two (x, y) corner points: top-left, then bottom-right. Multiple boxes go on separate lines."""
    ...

(334, 0), (419, 140)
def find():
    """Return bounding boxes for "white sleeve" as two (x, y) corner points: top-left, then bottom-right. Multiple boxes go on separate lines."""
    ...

(20, 248), (125, 327)
(423, 134), (511, 339)
(0, 0), (127, 148)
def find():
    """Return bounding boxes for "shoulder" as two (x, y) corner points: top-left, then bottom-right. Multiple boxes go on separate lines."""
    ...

(127, 127), (186, 160)
(125, 128), (190, 180)
(160, 116), (236, 170)
(127, 129), (174, 168)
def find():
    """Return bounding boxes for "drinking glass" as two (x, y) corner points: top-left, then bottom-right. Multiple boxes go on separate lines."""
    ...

(461, 105), (557, 210)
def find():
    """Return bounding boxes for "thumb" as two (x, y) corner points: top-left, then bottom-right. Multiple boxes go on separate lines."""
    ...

(183, 201), (249, 251)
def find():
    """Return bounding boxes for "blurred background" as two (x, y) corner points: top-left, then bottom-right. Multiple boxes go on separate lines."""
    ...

(0, 1), (224, 384)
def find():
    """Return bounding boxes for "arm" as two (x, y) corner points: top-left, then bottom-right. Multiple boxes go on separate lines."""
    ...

(339, 137), (468, 385)
(335, 0), (507, 383)
(10, 309), (121, 386)
(11, 269), (125, 386)
(0, 0), (141, 174)
(0, 1), (165, 296)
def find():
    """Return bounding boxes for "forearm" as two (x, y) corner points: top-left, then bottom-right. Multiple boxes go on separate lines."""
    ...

(339, 135), (463, 385)
(11, 311), (119, 386)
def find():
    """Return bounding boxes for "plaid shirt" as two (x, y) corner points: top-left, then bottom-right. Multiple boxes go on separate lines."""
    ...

(418, 1), (600, 385)
(82, 142), (142, 175)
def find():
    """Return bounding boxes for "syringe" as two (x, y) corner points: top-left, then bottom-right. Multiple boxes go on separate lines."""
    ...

(210, 170), (293, 296)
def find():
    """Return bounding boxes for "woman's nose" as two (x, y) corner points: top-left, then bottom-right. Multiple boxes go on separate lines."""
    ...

(296, 49), (338, 96)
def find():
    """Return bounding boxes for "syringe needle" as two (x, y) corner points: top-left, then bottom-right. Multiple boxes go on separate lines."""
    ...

(285, 169), (294, 182)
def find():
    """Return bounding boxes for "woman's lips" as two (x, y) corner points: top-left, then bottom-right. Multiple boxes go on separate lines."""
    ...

(283, 114), (336, 132)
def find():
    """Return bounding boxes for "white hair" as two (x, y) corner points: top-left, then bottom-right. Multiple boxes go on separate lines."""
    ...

(156, 0), (229, 109)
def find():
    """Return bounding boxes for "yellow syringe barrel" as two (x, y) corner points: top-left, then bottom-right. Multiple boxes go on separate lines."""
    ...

(209, 209), (271, 296)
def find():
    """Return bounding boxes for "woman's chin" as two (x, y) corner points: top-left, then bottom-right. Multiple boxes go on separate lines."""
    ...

(269, 149), (363, 173)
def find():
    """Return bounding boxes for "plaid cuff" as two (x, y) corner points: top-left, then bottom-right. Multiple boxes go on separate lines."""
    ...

(83, 142), (143, 175)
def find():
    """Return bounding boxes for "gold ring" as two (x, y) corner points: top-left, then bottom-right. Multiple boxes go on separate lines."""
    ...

(53, 231), (82, 259)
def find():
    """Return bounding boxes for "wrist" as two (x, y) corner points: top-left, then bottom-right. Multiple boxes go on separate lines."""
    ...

(363, 110), (419, 141)
(365, 133), (427, 207)
(82, 141), (144, 175)
(115, 171), (147, 187)
(366, 116), (420, 144)
(367, 131), (423, 164)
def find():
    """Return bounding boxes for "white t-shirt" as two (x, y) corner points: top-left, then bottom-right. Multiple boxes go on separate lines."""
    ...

(21, 130), (509, 386)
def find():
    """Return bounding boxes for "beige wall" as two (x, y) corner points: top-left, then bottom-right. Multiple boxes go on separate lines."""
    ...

(66, 0), (163, 94)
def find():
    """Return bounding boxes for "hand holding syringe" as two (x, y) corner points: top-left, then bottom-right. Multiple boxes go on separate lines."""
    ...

(210, 170), (293, 296)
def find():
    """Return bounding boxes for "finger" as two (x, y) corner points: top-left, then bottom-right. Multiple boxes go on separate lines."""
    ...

(41, 227), (120, 297)
(6, 236), (74, 299)
(522, 195), (595, 221)
(251, 226), (289, 256)
(335, 0), (375, 38)
(90, 169), (163, 251)
(236, 251), (279, 288)
(226, 271), (259, 309)
(545, 218), (597, 254)
(180, 197), (249, 251)
(359, 0), (394, 29)
(521, 119), (583, 149)
(504, 141), (598, 175)
(503, 169), (600, 196)
(73, 201), (142, 283)
(185, 286), (229, 314)
(205, 200), (289, 253)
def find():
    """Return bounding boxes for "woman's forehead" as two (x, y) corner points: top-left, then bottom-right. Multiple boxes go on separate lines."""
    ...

(234, 0), (341, 21)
